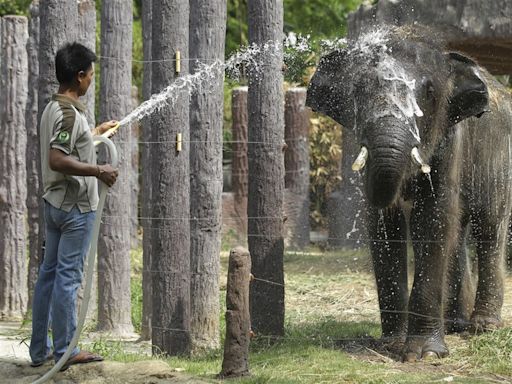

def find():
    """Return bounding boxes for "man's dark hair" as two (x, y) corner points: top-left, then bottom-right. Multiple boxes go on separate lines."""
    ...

(55, 42), (97, 85)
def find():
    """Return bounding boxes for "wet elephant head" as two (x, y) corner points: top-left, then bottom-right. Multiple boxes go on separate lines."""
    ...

(306, 26), (489, 208)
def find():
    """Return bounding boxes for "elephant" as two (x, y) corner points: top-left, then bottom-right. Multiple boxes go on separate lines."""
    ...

(306, 25), (512, 361)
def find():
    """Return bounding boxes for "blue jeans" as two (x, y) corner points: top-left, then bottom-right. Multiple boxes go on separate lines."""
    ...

(30, 202), (96, 364)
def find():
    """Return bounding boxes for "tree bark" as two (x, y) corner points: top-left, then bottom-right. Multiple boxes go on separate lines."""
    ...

(247, 0), (285, 336)
(140, 0), (152, 341)
(0, 16), (29, 320)
(97, 0), (134, 336)
(284, 88), (310, 250)
(189, 0), (226, 353)
(37, 0), (78, 313)
(25, 1), (40, 311)
(219, 247), (251, 378)
(151, 0), (191, 355)
(77, 0), (96, 128)
(75, 0), (98, 324)
(231, 86), (248, 236)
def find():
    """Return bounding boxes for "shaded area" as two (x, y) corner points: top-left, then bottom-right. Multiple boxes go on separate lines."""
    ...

(348, 0), (512, 75)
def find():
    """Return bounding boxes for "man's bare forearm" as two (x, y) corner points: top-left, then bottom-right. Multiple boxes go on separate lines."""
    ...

(49, 148), (99, 177)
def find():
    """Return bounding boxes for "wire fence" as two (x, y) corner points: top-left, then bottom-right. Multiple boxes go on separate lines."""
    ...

(4, 52), (512, 383)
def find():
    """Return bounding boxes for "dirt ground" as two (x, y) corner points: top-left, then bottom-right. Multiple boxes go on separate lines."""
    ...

(2, 253), (511, 383)
(0, 358), (209, 384)
(0, 323), (209, 384)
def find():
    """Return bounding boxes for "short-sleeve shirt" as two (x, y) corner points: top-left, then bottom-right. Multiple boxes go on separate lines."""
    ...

(40, 94), (98, 213)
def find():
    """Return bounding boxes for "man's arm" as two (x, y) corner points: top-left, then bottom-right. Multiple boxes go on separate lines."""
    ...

(49, 148), (118, 187)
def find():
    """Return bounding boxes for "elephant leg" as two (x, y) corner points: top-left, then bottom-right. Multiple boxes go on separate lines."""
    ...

(367, 205), (408, 345)
(444, 222), (476, 334)
(404, 191), (459, 361)
(470, 213), (508, 332)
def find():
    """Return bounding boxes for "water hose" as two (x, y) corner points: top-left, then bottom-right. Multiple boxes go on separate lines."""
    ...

(31, 135), (118, 384)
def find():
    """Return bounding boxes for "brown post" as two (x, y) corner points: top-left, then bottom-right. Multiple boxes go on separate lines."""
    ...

(231, 86), (249, 236)
(219, 247), (251, 378)
(284, 87), (310, 249)
(0, 15), (29, 320)
(26, 1), (40, 310)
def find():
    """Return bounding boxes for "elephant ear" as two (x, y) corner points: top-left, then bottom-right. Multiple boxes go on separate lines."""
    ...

(447, 52), (490, 126)
(306, 48), (355, 129)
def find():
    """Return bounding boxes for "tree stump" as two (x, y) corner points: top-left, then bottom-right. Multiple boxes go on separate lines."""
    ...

(284, 88), (310, 250)
(219, 247), (251, 378)
(231, 86), (248, 237)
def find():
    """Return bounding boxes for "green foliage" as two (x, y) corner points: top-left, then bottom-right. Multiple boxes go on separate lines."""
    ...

(130, 248), (143, 333)
(226, 0), (248, 56)
(0, 0), (31, 16)
(309, 115), (342, 229)
(284, 0), (362, 39)
(132, 18), (143, 93)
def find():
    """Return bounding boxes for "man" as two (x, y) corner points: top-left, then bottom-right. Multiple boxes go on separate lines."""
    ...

(30, 42), (119, 370)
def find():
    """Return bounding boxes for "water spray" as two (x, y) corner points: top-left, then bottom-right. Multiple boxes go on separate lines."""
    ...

(31, 136), (118, 384)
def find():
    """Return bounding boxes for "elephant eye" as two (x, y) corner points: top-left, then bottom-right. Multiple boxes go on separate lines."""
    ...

(420, 77), (435, 103)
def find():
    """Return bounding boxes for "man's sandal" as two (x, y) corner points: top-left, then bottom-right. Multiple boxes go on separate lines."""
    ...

(59, 350), (104, 372)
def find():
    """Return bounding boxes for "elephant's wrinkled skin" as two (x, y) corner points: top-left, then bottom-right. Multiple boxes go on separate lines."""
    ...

(306, 25), (512, 361)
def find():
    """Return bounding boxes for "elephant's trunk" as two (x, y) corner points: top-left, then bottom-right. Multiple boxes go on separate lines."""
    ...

(363, 125), (413, 208)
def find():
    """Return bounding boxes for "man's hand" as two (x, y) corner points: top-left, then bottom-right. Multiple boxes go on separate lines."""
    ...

(96, 164), (119, 187)
(94, 120), (119, 138)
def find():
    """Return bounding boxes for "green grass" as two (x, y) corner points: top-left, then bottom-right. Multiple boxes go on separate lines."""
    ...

(93, 244), (512, 384)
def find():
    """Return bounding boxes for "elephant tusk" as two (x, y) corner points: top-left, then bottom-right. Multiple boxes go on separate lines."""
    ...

(411, 147), (431, 174)
(352, 146), (368, 172)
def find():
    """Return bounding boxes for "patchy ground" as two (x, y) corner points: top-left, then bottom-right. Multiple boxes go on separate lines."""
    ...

(1, 248), (512, 383)
(1, 358), (208, 384)
(0, 323), (209, 384)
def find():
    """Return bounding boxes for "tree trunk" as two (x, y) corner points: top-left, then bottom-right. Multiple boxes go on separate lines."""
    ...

(231, 86), (248, 237)
(0, 16), (29, 320)
(284, 88), (310, 250)
(140, 0), (152, 341)
(189, 0), (226, 353)
(76, 0), (98, 323)
(77, 0), (96, 128)
(151, 0), (191, 355)
(130, 85), (139, 250)
(37, 0), (78, 313)
(219, 247), (251, 378)
(25, 1), (40, 312)
(247, 0), (285, 336)
(97, 0), (134, 336)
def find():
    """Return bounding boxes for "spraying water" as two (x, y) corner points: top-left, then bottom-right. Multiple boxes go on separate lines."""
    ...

(119, 41), (282, 127)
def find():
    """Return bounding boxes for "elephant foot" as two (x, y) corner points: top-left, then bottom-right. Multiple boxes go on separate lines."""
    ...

(469, 313), (503, 333)
(401, 336), (449, 362)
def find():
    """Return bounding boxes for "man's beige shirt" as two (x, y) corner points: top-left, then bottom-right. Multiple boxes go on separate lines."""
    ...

(40, 94), (98, 213)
